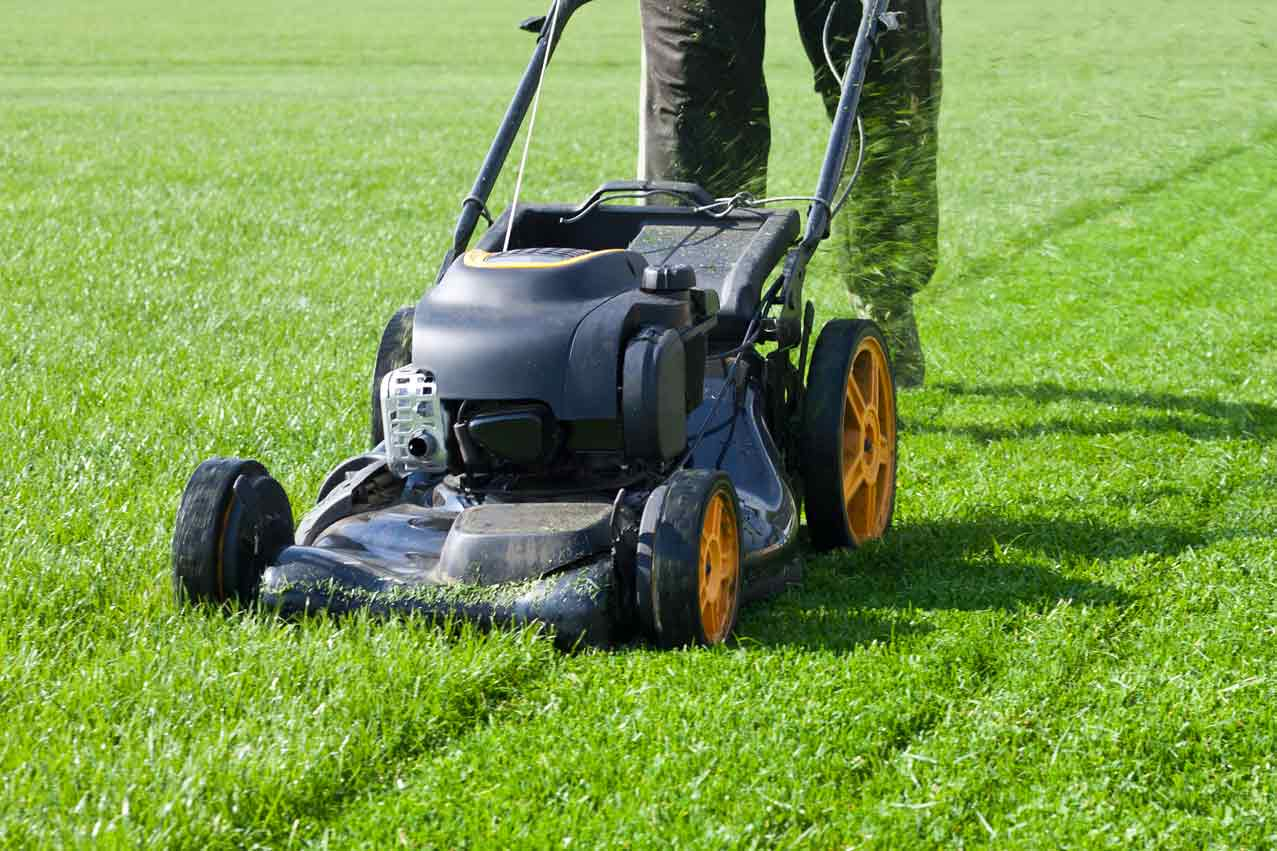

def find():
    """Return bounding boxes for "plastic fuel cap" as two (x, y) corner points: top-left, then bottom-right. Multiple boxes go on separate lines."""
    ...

(641, 264), (697, 293)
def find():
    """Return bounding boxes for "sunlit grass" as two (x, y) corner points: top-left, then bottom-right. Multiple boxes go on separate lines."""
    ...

(2, 0), (1274, 846)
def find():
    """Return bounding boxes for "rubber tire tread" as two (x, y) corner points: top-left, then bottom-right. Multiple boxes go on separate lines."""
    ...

(369, 305), (415, 449)
(172, 457), (268, 605)
(649, 469), (742, 648)
(801, 319), (897, 551)
(221, 472), (293, 602)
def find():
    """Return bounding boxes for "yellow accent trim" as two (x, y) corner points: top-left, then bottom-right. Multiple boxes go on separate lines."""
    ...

(462, 248), (625, 270)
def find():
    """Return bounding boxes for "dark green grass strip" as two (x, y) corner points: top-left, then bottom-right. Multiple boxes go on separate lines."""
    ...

(932, 121), (1277, 298)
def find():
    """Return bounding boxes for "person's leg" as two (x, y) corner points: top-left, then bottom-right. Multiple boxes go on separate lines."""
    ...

(639, 0), (770, 199)
(795, 0), (941, 387)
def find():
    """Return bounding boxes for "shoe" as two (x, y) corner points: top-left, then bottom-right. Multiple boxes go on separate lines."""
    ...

(873, 299), (925, 389)
(845, 288), (926, 389)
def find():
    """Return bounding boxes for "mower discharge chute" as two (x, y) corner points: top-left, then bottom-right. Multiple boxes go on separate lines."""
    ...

(172, 0), (900, 648)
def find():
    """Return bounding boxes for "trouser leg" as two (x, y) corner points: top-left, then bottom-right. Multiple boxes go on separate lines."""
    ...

(638, 0), (770, 198)
(795, 0), (941, 386)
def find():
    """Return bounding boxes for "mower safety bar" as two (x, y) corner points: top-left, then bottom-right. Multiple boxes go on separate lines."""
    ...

(438, 0), (888, 297)
(439, 0), (593, 281)
(775, 0), (892, 325)
(802, 0), (892, 250)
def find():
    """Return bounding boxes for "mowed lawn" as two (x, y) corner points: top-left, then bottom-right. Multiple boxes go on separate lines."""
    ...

(2, 0), (1275, 846)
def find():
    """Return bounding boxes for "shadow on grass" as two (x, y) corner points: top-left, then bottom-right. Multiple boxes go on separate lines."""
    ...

(912, 380), (1277, 443)
(738, 511), (1181, 653)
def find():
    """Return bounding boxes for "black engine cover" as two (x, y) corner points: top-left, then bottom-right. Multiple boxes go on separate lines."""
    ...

(413, 248), (696, 423)
(622, 328), (686, 460)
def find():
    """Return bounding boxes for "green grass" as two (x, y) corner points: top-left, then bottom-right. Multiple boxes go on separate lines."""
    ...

(2, 0), (1275, 846)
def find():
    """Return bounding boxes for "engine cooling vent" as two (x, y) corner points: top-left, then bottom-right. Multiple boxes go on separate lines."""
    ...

(380, 366), (448, 476)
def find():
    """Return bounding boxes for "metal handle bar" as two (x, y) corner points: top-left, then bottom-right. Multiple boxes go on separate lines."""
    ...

(572, 180), (716, 211)
(803, 0), (890, 249)
(438, 0), (592, 280)
(438, 0), (886, 283)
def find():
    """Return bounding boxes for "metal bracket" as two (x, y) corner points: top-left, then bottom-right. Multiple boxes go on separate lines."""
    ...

(878, 11), (905, 32)
(295, 457), (397, 546)
(462, 194), (494, 226)
(608, 487), (628, 545)
(797, 300), (815, 380)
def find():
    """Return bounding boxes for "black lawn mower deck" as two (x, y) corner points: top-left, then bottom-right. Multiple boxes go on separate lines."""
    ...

(171, 0), (901, 649)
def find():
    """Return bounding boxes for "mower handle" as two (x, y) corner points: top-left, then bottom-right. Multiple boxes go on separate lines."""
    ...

(438, 0), (593, 280)
(769, 0), (892, 330)
(802, 0), (891, 249)
(576, 180), (717, 210)
(439, 0), (888, 298)
(551, 0), (593, 19)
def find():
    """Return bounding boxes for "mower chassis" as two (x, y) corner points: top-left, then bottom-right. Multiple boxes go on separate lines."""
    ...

(259, 369), (802, 648)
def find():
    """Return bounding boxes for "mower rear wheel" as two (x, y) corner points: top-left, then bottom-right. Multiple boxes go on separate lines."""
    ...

(801, 319), (897, 551)
(370, 305), (415, 449)
(639, 470), (742, 647)
(172, 457), (294, 607)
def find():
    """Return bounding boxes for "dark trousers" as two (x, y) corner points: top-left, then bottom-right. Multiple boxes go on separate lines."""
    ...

(639, 0), (941, 304)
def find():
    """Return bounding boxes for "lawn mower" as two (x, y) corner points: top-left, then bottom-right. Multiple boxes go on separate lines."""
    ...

(172, 0), (900, 648)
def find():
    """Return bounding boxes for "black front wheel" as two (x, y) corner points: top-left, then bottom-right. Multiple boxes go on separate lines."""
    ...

(172, 457), (294, 607)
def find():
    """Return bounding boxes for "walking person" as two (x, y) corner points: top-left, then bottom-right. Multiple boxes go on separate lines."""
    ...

(638, 0), (941, 386)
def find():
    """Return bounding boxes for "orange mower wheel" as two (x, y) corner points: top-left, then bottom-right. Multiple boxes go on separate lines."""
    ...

(637, 469), (743, 647)
(801, 319), (898, 551)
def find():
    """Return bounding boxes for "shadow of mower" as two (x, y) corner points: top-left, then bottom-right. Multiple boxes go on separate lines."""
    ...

(734, 510), (1194, 653)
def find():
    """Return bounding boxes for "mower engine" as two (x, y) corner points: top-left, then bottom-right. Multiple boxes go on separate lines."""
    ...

(408, 247), (717, 486)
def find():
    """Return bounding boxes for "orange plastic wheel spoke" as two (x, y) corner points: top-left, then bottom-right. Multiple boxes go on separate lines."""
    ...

(696, 490), (741, 643)
(843, 459), (865, 501)
(844, 471), (862, 506)
(845, 481), (865, 534)
(846, 378), (868, 419)
(842, 432), (860, 469)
